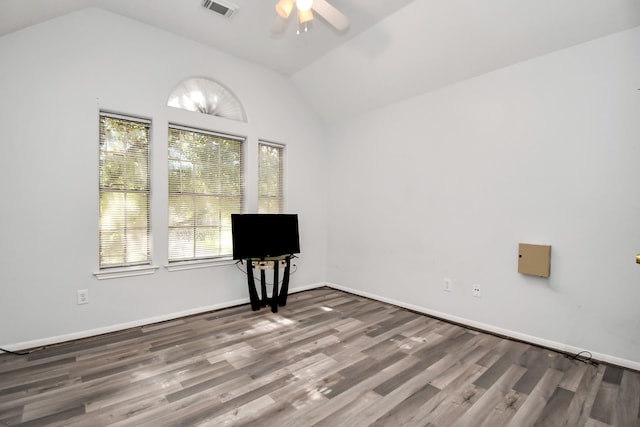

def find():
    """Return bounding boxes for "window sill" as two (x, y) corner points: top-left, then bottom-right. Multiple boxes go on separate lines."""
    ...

(165, 257), (237, 272)
(93, 264), (160, 280)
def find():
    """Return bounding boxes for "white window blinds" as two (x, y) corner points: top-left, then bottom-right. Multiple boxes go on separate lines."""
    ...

(168, 125), (244, 261)
(258, 142), (284, 214)
(99, 113), (151, 268)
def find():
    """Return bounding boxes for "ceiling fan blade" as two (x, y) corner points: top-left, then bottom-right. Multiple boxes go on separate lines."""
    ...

(270, 15), (289, 35)
(311, 0), (350, 32)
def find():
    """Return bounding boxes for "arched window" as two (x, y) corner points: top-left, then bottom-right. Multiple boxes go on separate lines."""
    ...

(167, 77), (246, 122)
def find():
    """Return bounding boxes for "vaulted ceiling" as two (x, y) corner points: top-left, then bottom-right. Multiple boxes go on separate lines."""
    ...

(2, 0), (639, 122)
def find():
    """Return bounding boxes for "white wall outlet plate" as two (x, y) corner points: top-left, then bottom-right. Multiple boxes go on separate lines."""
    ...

(77, 289), (89, 305)
(472, 284), (481, 297)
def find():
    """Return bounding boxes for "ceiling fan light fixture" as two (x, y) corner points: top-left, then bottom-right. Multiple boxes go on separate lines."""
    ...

(298, 8), (313, 25)
(296, 0), (313, 12)
(275, 0), (295, 18)
(272, 0), (349, 35)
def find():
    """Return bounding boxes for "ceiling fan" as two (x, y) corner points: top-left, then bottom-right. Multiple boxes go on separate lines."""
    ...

(272, 0), (350, 34)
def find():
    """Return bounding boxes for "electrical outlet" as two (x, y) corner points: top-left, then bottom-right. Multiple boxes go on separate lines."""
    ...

(472, 284), (481, 298)
(77, 289), (89, 305)
(443, 278), (452, 292)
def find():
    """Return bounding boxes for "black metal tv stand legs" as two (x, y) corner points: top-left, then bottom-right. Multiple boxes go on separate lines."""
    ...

(280, 257), (291, 307)
(246, 256), (291, 313)
(246, 263), (261, 311)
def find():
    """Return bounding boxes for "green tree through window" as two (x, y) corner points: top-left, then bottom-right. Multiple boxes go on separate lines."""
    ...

(168, 126), (244, 261)
(99, 113), (151, 268)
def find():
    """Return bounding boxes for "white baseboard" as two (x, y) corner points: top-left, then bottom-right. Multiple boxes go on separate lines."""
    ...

(325, 282), (640, 372)
(0, 282), (327, 354)
(289, 282), (327, 293)
(8, 281), (636, 372)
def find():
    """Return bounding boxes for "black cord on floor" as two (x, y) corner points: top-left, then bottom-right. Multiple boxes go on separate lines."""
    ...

(565, 350), (599, 366)
(0, 347), (36, 356)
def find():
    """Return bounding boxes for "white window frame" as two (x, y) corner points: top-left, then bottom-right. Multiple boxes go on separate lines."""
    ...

(258, 141), (285, 214)
(167, 124), (245, 267)
(94, 112), (158, 280)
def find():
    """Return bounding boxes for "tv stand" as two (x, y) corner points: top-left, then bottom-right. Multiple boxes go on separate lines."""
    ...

(245, 255), (292, 313)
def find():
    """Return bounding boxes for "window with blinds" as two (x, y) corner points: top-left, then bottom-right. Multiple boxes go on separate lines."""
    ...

(258, 142), (284, 214)
(99, 113), (151, 268)
(168, 125), (244, 262)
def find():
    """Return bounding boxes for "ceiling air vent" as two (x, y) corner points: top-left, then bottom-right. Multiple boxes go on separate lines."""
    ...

(202, 0), (238, 18)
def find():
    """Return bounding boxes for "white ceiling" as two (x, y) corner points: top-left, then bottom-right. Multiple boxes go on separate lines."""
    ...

(2, 0), (639, 122)
(0, 0), (415, 75)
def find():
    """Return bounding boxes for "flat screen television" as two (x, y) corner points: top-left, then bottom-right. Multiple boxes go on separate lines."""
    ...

(231, 214), (300, 260)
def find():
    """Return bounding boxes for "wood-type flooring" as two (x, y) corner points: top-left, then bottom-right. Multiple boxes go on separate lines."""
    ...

(1, 287), (639, 426)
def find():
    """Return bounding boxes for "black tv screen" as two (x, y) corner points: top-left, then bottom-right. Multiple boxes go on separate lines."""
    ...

(231, 214), (300, 260)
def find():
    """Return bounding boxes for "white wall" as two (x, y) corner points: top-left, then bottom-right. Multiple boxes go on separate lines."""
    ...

(2, 6), (639, 372)
(0, 8), (327, 348)
(326, 27), (640, 368)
